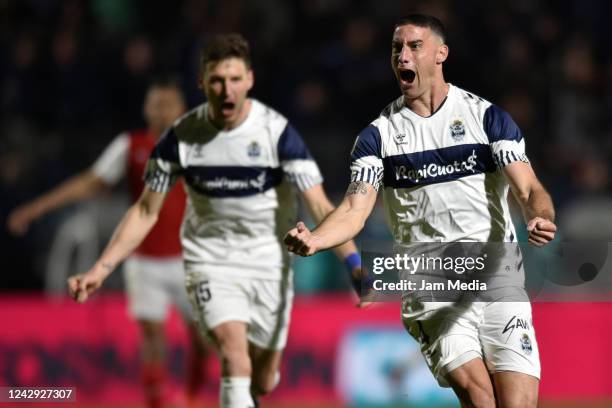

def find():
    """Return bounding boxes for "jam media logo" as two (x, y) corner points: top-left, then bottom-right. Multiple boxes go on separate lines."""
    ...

(247, 141), (261, 158)
(449, 119), (466, 142)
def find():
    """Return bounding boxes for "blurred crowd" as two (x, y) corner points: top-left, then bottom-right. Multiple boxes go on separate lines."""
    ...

(1, 0), (611, 290)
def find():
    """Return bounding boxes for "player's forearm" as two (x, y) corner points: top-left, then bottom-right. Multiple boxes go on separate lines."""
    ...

(90, 202), (158, 280)
(28, 171), (106, 217)
(306, 195), (359, 259)
(521, 185), (555, 223)
(311, 202), (366, 252)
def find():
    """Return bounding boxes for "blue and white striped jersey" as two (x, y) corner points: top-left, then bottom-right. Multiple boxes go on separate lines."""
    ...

(350, 84), (528, 243)
(144, 99), (323, 279)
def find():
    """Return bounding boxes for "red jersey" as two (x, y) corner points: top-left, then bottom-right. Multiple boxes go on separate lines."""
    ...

(122, 130), (185, 257)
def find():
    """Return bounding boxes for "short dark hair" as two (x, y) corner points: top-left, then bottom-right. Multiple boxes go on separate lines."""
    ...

(145, 75), (185, 107)
(148, 74), (182, 91)
(200, 33), (251, 73)
(395, 14), (447, 44)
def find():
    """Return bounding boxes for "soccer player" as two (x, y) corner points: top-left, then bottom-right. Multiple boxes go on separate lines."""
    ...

(8, 79), (209, 408)
(66, 34), (362, 408)
(284, 14), (556, 408)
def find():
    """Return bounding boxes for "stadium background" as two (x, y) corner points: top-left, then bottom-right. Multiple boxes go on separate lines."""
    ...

(1, 0), (611, 407)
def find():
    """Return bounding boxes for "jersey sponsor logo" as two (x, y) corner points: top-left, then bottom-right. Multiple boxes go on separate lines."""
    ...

(449, 119), (466, 142)
(185, 166), (283, 197)
(194, 172), (266, 191)
(520, 333), (533, 355)
(247, 141), (261, 158)
(394, 149), (477, 182)
(383, 144), (496, 188)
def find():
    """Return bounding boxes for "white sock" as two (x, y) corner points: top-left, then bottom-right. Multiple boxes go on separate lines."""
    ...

(272, 371), (281, 390)
(221, 376), (255, 408)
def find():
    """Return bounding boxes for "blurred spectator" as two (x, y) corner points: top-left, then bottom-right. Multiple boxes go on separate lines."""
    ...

(109, 35), (155, 129)
(1, 33), (43, 120)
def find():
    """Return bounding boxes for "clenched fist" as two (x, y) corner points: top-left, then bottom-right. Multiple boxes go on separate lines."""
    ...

(284, 221), (321, 256)
(67, 270), (105, 303)
(526, 217), (556, 247)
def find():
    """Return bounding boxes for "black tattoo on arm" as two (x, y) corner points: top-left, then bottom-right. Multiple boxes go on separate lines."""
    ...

(346, 181), (369, 196)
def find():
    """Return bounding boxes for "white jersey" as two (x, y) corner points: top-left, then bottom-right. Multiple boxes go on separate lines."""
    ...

(91, 133), (129, 184)
(144, 99), (323, 280)
(350, 84), (528, 243)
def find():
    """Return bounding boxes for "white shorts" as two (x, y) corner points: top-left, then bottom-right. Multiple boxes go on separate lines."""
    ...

(185, 268), (293, 351)
(402, 301), (540, 387)
(123, 255), (193, 321)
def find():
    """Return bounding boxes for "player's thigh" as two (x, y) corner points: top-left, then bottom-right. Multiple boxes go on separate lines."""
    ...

(445, 358), (496, 408)
(124, 256), (171, 321)
(247, 273), (293, 352)
(209, 320), (249, 353)
(492, 371), (538, 408)
(184, 271), (250, 346)
(479, 302), (540, 380)
(402, 302), (484, 387)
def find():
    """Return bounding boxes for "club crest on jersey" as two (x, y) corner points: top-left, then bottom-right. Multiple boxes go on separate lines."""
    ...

(247, 141), (261, 158)
(449, 119), (466, 141)
(520, 333), (532, 355)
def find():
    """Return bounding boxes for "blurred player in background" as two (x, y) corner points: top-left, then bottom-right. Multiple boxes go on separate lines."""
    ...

(7, 79), (209, 408)
(67, 34), (363, 408)
(285, 14), (556, 408)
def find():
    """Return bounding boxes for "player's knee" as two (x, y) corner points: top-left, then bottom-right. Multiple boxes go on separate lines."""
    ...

(463, 386), (495, 408)
(139, 320), (165, 340)
(138, 320), (165, 360)
(251, 371), (280, 396)
(218, 343), (251, 376)
(220, 353), (251, 377)
(499, 391), (537, 408)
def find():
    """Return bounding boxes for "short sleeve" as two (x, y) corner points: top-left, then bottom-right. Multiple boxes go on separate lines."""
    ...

(91, 133), (129, 185)
(349, 124), (384, 190)
(484, 105), (529, 169)
(277, 123), (323, 192)
(143, 128), (183, 193)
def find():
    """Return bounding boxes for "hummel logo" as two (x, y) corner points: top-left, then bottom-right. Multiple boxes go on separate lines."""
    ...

(192, 145), (204, 158)
(395, 134), (408, 145)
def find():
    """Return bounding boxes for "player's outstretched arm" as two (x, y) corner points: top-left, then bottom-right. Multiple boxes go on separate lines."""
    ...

(504, 161), (556, 247)
(7, 170), (109, 236)
(67, 187), (166, 303)
(285, 181), (377, 256)
(298, 184), (360, 257)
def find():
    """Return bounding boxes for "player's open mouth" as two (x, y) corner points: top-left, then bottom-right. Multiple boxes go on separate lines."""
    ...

(399, 69), (416, 84)
(221, 102), (235, 114)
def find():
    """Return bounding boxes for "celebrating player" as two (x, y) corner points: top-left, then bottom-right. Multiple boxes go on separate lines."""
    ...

(284, 14), (556, 408)
(67, 34), (362, 408)
(8, 79), (209, 408)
